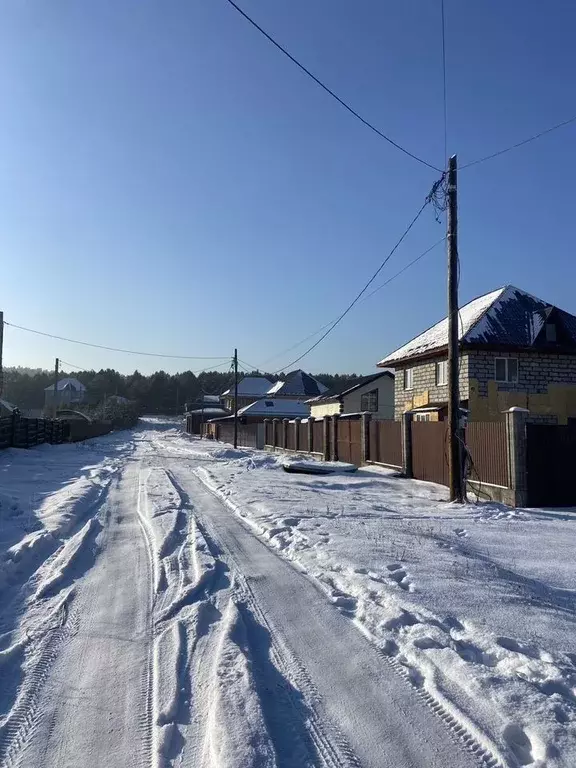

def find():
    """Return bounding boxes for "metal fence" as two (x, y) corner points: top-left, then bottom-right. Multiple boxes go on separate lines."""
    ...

(0, 414), (67, 450)
(337, 416), (362, 466)
(466, 421), (509, 487)
(411, 421), (449, 486)
(369, 419), (402, 468)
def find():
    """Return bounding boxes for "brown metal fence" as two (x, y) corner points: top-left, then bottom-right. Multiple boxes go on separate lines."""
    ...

(526, 423), (576, 506)
(411, 421), (449, 486)
(369, 420), (402, 467)
(337, 417), (362, 466)
(215, 422), (260, 449)
(286, 421), (296, 451)
(299, 420), (308, 450)
(466, 422), (508, 487)
(312, 419), (324, 454)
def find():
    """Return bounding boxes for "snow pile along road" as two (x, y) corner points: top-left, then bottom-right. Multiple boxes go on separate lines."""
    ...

(194, 438), (576, 768)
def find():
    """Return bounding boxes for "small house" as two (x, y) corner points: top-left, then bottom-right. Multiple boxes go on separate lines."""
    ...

(221, 376), (273, 412)
(44, 377), (86, 408)
(308, 372), (394, 420)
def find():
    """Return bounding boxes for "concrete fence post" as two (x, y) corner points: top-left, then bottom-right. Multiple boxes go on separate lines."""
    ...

(331, 415), (339, 462)
(323, 416), (331, 462)
(361, 413), (371, 465)
(505, 407), (529, 507)
(263, 419), (270, 446)
(256, 423), (265, 450)
(282, 418), (289, 450)
(272, 419), (280, 450)
(402, 411), (413, 478)
(307, 418), (314, 453)
(294, 418), (301, 451)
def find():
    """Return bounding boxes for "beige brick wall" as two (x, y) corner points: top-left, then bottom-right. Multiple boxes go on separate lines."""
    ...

(309, 401), (341, 418)
(393, 354), (469, 420)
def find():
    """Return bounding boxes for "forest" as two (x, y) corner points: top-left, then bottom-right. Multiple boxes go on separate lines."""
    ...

(2, 367), (366, 413)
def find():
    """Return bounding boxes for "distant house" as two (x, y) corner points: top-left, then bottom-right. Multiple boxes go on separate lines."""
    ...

(44, 377), (86, 408)
(210, 398), (309, 425)
(186, 405), (231, 434)
(0, 398), (18, 418)
(266, 370), (328, 400)
(222, 376), (273, 412)
(308, 372), (394, 420)
(377, 285), (576, 424)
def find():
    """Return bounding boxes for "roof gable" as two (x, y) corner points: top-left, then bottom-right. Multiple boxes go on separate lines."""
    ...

(378, 285), (576, 366)
(45, 377), (86, 392)
(309, 371), (393, 403)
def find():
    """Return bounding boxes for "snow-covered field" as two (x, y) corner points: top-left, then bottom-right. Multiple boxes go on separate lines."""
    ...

(0, 418), (574, 768)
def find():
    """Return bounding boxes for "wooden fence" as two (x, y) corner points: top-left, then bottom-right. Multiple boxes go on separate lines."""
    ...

(0, 414), (67, 450)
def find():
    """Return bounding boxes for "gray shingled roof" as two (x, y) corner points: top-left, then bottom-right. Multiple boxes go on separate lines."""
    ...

(378, 285), (576, 366)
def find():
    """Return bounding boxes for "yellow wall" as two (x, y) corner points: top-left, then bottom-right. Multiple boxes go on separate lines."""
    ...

(468, 378), (576, 423)
(309, 402), (341, 418)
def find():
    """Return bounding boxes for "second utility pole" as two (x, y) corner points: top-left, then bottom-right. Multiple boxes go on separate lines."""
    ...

(233, 348), (238, 449)
(53, 357), (60, 418)
(447, 155), (464, 502)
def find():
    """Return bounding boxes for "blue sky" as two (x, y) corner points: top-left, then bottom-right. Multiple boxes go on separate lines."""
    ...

(1, 0), (574, 376)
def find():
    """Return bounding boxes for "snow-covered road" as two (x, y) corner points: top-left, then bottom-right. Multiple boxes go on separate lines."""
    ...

(1, 419), (573, 767)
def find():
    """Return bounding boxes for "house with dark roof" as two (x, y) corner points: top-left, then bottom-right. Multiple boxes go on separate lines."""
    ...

(221, 376), (273, 412)
(44, 377), (86, 408)
(307, 372), (394, 420)
(377, 285), (576, 424)
(266, 370), (328, 400)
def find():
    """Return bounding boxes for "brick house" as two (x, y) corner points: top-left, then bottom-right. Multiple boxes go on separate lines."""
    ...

(377, 285), (576, 424)
(307, 371), (394, 420)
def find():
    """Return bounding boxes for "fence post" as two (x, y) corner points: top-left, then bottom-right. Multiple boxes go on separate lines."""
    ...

(256, 423), (265, 450)
(361, 413), (371, 465)
(330, 415), (339, 462)
(402, 411), (413, 478)
(505, 407), (529, 507)
(11, 412), (18, 447)
(282, 419), (289, 449)
(307, 418), (314, 453)
(273, 419), (280, 450)
(294, 418), (301, 451)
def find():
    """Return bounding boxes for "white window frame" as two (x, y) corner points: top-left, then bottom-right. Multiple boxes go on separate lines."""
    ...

(436, 360), (448, 386)
(404, 368), (413, 390)
(494, 357), (519, 383)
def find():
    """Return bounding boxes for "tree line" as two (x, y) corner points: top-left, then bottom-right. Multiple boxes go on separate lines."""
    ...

(2, 367), (365, 414)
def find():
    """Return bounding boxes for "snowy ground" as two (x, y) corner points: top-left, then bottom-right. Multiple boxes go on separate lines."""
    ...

(0, 419), (574, 768)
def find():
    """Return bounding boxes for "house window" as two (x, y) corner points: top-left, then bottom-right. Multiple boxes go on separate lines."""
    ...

(414, 412), (432, 422)
(404, 368), (413, 390)
(360, 389), (379, 412)
(436, 360), (448, 386)
(495, 357), (518, 383)
(546, 323), (557, 342)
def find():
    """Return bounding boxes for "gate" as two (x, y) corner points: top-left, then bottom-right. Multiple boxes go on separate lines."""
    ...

(411, 421), (449, 486)
(526, 424), (576, 506)
(337, 417), (362, 466)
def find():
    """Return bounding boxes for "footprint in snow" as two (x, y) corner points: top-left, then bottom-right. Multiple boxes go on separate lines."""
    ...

(454, 528), (469, 538)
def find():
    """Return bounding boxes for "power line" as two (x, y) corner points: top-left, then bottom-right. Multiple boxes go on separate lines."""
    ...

(440, 0), (448, 167)
(258, 236), (445, 369)
(59, 357), (233, 376)
(223, 0), (442, 173)
(461, 114), (576, 170)
(272, 178), (444, 373)
(3, 321), (230, 361)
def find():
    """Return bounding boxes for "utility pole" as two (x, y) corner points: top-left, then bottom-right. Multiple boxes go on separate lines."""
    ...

(53, 357), (60, 418)
(233, 348), (238, 449)
(447, 154), (464, 502)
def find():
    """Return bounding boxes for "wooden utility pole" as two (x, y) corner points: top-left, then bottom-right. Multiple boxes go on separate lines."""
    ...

(233, 348), (239, 449)
(447, 155), (464, 502)
(53, 357), (60, 417)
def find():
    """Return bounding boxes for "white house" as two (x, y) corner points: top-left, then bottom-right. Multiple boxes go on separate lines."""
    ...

(44, 377), (87, 408)
(307, 372), (395, 420)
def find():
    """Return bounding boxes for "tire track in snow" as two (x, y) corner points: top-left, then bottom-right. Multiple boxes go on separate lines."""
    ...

(0, 590), (78, 768)
(166, 470), (360, 768)
(135, 469), (158, 768)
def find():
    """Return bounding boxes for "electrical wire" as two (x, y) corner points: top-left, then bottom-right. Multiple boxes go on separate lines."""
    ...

(60, 358), (233, 376)
(461, 114), (576, 170)
(271, 186), (440, 374)
(256, 236), (446, 369)
(3, 321), (230, 361)
(223, 0), (442, 173)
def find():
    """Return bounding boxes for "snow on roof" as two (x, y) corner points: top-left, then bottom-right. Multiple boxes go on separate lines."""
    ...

(378, 284), (576, 366)
(238, 399), (310, 418)
(266, 370), (328, 397)
(0, 398), (17, 412)
(222, 376), (273, 397)
(44, 377), (87, 392)
(187, 407), (229, 416)
(309, 371), (393, 403)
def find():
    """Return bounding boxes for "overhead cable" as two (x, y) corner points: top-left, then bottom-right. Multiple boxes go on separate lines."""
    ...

(224, 0), (442, 173)
(4, 321), (230, 361)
